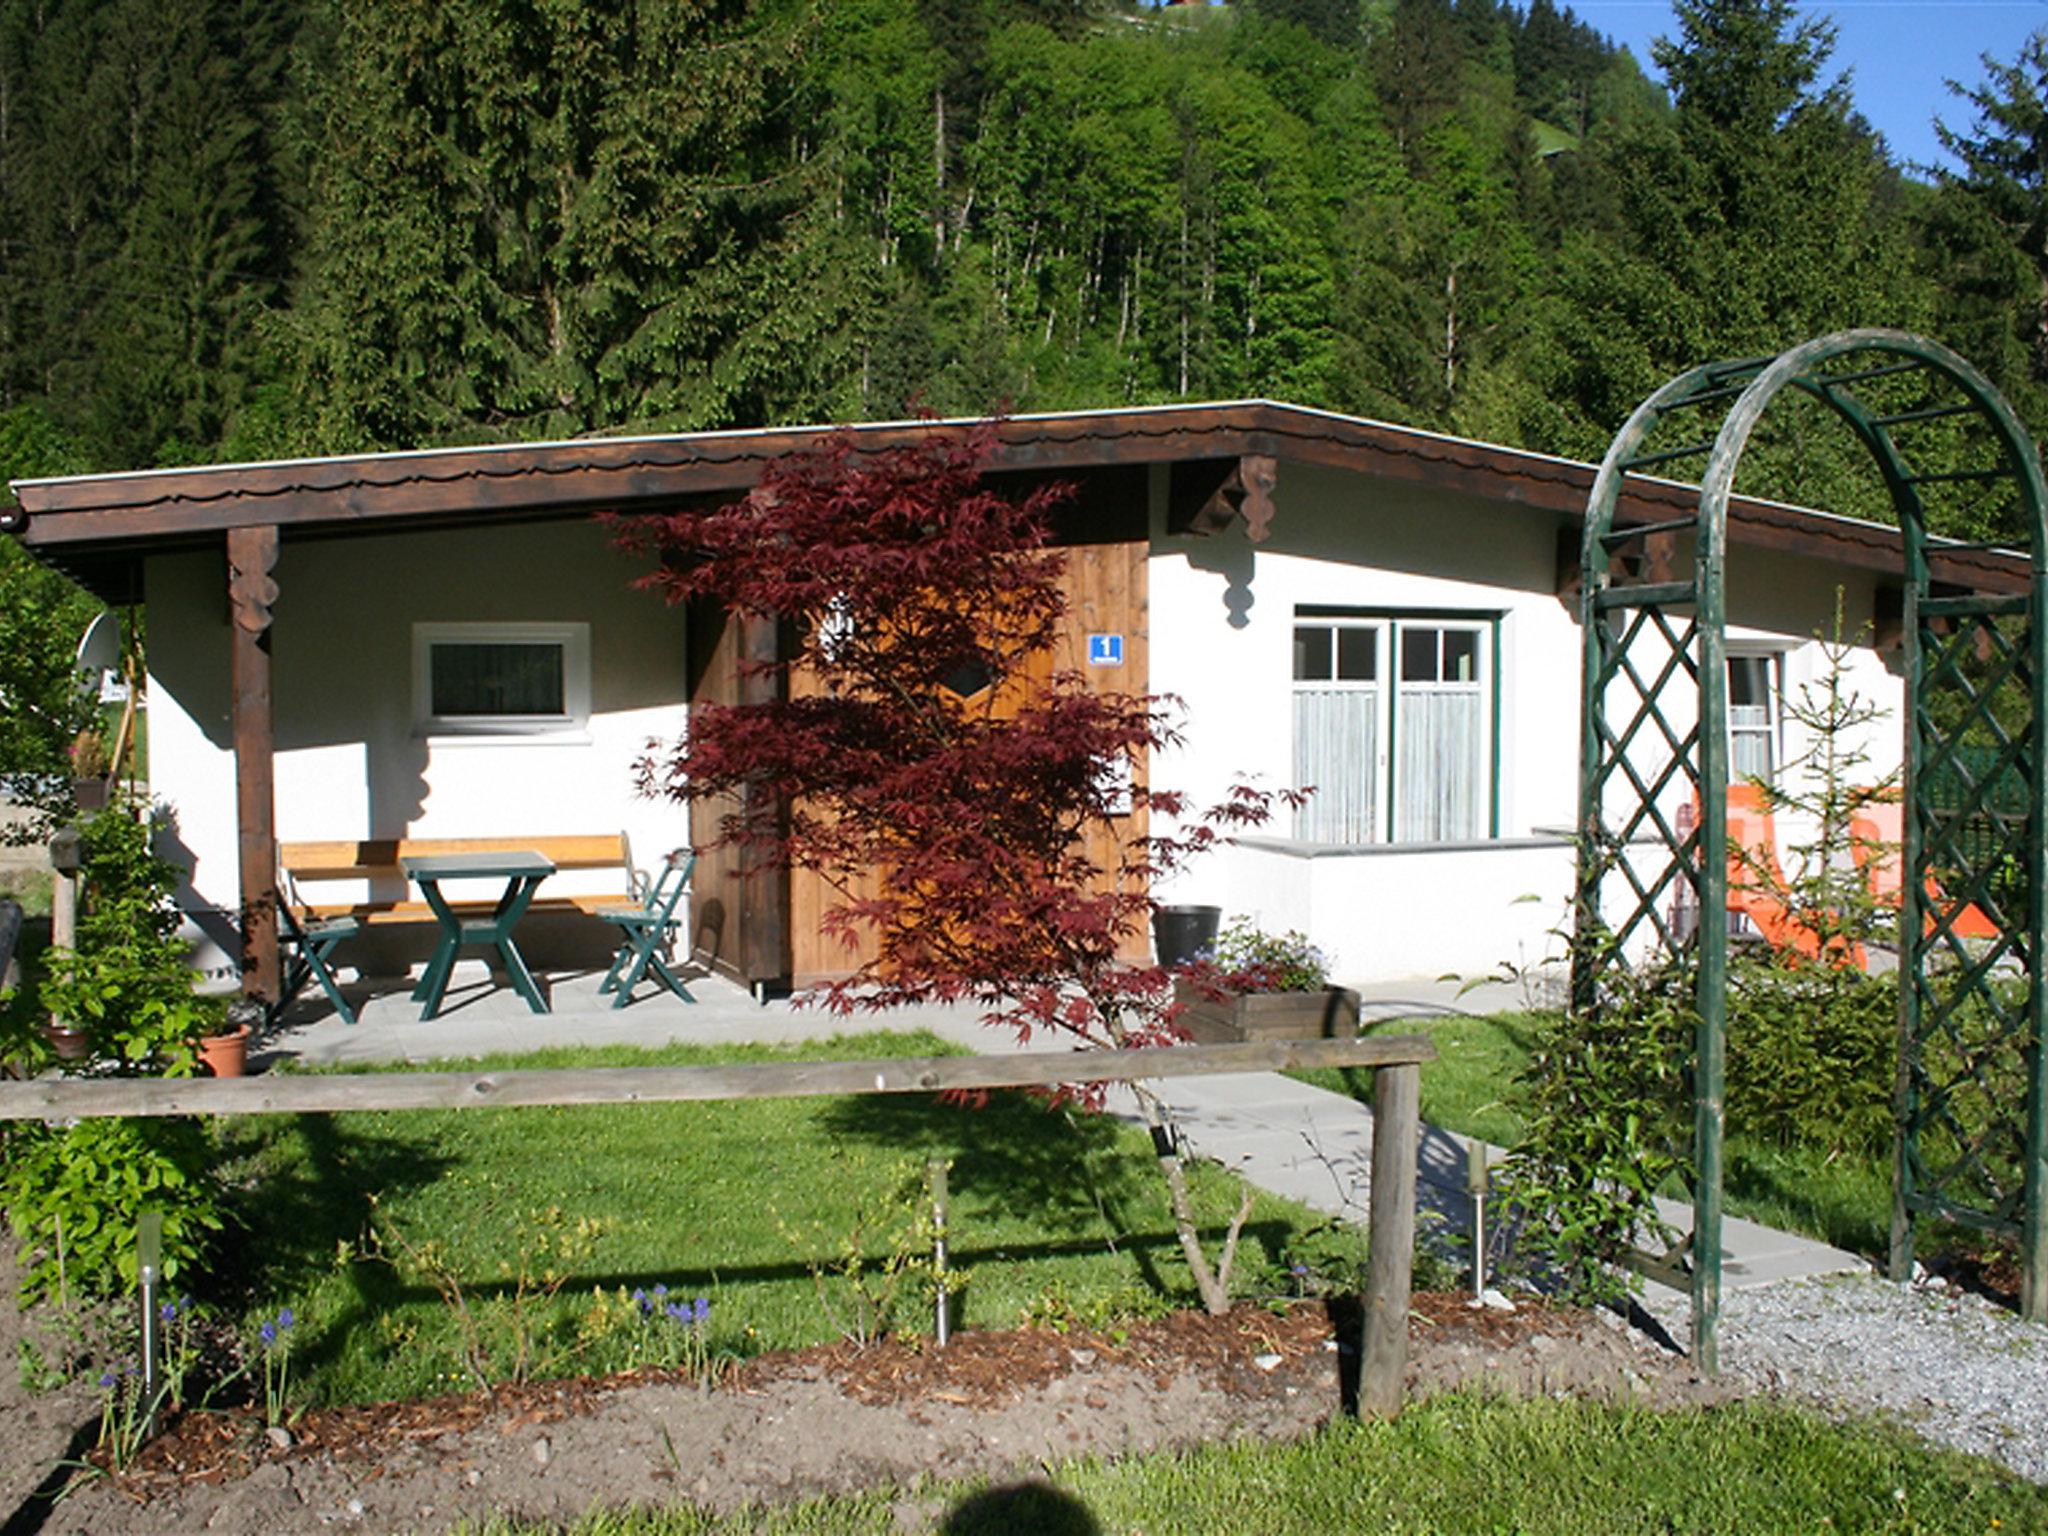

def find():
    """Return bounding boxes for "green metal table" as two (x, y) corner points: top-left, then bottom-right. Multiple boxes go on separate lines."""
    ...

(401, 850), (556, 1020)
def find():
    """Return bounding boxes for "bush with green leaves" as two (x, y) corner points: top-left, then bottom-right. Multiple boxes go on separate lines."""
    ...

(1206, 918), (1331, 993)
(1, 805), (225, 1302)
(1725, 962), (1896, 1156)
(30, 808), (221, 1075)
(1498, 954), (1692, 1304)
(3, 1117), (222, 1302)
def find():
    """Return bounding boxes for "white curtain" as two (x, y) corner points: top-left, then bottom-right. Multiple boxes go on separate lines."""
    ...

(1729, 704), (1774, 782)
(1395, 689), (1483, 841)
(1293, 687), (1378, 842)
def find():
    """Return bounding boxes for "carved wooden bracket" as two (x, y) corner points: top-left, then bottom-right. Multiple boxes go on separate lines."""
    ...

(227, 524), (279, 635)
(1555, 523), (1685, 607)
(1170, 454), (1279, 542)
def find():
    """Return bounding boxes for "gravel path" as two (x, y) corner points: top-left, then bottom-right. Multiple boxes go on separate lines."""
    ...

(1638, 1270), (2048, 1482)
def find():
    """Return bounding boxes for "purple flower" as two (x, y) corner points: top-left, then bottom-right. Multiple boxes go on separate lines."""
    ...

(98, 1372), (116, 1389)
(159, 1301), (177, 1322)
(664, 1301), (686, 1321)
(278, 1308), (295, 1331)
(652, 1284), (668, 1300)
(693, 1297), (710, 1323)
(259, 1321), (276, 1348)
(633, 1288), (651, 1316)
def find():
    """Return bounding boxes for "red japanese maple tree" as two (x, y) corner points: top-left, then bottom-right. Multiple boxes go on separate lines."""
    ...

(615, 426), (1291, 1312)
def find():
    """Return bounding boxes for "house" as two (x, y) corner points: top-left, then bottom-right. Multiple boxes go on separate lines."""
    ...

(7, 402), (2026, 997)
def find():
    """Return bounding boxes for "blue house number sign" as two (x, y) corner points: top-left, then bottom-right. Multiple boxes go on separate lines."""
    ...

(1087, 633), (1124, 667)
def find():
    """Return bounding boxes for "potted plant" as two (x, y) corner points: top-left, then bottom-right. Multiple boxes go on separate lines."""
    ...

(69, 728), (112, 810)
(1171, 918), (1360, 1043)
(195, 995), (263, 1078)
(32, 809), (221, 1078)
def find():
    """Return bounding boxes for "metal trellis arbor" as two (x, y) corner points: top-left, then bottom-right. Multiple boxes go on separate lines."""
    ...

(1576, 329), (2048, 1370)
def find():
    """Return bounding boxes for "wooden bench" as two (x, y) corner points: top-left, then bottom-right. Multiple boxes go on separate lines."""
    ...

(279, 834), (646, 927)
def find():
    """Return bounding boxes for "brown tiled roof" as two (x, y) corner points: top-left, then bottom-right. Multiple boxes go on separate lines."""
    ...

(7, 400), (2030, 596)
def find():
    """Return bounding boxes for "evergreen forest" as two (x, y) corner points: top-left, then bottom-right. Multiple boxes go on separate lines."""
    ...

(1, 0), (2045, 535)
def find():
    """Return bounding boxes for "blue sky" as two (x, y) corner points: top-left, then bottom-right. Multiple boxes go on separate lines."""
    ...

(1569, 1), (2048, 176)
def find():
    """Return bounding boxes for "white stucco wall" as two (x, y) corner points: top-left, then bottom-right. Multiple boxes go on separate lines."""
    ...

(147, 518), (690, 976)
(1143, 461), (1909, 984)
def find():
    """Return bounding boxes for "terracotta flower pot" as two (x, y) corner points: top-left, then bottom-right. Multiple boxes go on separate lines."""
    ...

(41, 1023), (90, 1060)
(196, 1024), (251, 1078)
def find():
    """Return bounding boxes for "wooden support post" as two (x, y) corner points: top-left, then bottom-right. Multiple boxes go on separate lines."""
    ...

(228, 524), (280, 1002)
(1358, 1060), (1421, 1417)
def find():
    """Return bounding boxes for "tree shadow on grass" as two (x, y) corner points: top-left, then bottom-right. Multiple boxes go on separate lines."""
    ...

(211, 1112), (454, 1382)
(814, 1090), (1297, 1299)
(816, 1090), (1153, 1238)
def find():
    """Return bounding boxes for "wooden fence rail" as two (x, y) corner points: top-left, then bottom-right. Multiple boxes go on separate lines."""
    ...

(0, 1034), (1435, 1416)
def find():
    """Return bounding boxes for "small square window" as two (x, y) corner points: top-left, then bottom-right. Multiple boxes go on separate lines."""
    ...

(1294, 626), (1333, 681)
(1401, 627), (1438, 683)
(432, 643), (565, 717)
(413, 622), (590, 735)
(1336, 627), (1377, 681)
(1443, 630), (1478, 683)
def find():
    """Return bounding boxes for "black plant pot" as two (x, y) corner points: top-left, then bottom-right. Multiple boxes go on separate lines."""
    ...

(1152, 904), (1222, 969)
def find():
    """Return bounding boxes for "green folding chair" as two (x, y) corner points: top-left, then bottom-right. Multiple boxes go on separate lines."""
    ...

(596, 850), (696, 1008)
(273, 867), (359, 1026)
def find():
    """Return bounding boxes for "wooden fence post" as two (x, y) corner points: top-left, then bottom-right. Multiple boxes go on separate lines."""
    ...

(1358, 1060), (1421, 1417)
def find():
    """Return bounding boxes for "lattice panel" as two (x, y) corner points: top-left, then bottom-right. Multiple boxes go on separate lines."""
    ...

(1904, 608), (2039, 1231)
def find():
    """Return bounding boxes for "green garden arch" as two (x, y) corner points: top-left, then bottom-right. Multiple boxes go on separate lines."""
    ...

(1576, 329), (2048, 1369)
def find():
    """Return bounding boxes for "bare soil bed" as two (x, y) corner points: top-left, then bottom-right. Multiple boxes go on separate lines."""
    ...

(5, 1277), (1722, 1536)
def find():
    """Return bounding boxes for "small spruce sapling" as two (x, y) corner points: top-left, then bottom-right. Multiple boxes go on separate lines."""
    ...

(615, 426), (1297, 1315)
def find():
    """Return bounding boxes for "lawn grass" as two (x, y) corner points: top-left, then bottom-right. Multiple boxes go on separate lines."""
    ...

(459, 1392), (2048, 1534)
(1292, 1011), (1895, 1259)
(0, 866), (53, 918)
(215, 1032), (1364, 1408)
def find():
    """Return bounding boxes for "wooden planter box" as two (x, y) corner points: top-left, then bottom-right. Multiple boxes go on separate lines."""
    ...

(1173, 979), (1362, 1043)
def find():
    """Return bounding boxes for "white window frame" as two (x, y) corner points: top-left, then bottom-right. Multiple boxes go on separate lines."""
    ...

(1726, 648), (1783, 786)
(1291, 611), (1496, 845)
(412, 621), (591, 737)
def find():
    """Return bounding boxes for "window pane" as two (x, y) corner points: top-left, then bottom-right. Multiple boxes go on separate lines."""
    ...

(1396, 690), (1484, 840)
(1336, 627), (1378, 681)
(431, 643), (564, 717)
(1293, 626), (1332, 681)
(1730, 719), (1774, 781)
(1728, 655), (1777, 782)
(1294, 688), (1379, 842)
(1443, 629), (1479, 683)
(1401, 627), (1438, 682)
(1729, 655), (1769, 706)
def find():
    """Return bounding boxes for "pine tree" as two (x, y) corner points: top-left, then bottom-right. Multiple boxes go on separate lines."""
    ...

(286, 1), (851, 450)
(1525, 0), (1929, 506)
(1924, 34), (2048, 431)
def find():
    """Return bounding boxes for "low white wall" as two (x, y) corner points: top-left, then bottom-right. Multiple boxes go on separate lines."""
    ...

(1213, 836), (1577, 984)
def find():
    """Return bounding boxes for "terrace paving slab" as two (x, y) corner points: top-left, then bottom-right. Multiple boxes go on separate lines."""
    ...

(263, 964), (1866, 1298)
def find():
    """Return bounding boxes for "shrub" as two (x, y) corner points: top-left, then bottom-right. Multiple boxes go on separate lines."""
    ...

(1499, 957), (1692, 1304)
(1, 805), (224, 1302)
(1725, 961), (1896, 1156)
(1204, 918), (1332, 993)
